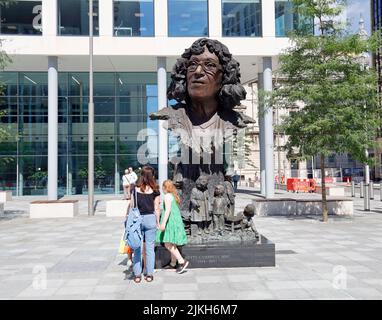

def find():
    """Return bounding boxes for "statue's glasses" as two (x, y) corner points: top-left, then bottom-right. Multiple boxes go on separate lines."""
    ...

(186, 59), (223, 74)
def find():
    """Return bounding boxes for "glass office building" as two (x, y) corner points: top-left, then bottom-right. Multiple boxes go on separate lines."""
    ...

(168, 0), (208, 36)
(0, 72), (158, 196)
(0, 0), (310, 198)
(222, 0), (262, 37)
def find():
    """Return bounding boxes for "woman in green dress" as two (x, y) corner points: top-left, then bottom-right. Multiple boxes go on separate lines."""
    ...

(156, 180), (189, 274)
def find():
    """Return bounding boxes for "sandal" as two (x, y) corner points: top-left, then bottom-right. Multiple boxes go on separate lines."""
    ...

(133, 276), (142, 283)
(145, 275), (154, 282)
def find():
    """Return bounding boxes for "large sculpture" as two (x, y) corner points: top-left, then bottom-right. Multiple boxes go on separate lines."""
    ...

(150, 38), (256, 241)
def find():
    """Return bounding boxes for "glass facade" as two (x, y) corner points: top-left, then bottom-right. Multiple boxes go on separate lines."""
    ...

(222, 0), (262, 37)
(58, 0), (99, 36)
(275, 0), (313, 37)
(113, 0), (154, 36)
(168, 0), (208, 37)
(0, 0), (42, 35)
(0, 72), (158, 196)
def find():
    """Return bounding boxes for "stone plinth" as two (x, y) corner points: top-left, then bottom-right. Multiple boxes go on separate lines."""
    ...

(155, 235), (275, 268)
(296, 199), (353, 216)
(316, 186), (345, 196)
(0, 191), (12, 203)
(30, 200), (79, 218)
(254, 198), (296, 216)
(254, 198), (353, 216)
(106, 200), (130, 217)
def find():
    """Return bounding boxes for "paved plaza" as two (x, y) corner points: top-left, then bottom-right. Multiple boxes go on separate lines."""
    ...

(1, 187), (382, 300)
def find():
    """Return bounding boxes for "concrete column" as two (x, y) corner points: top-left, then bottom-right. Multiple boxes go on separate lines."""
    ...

(42, 0), (57, 36)
(263, 57), (274, 198)
(155, 0), (168, 37)
(99, 0), (113, 37)
(48, 56), (58, 200)
(208, 0), (222, 37)
(262, 0), (276, 38)
(258, 73), (266, 196)
(157, 57), (168, 188)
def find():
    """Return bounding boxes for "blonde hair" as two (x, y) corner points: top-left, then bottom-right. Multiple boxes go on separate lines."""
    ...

(163, 180), (181, 205)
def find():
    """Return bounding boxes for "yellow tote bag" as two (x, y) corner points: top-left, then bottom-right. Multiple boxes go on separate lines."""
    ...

(118, 236), (126, 254)
(118, 235), (132, 254)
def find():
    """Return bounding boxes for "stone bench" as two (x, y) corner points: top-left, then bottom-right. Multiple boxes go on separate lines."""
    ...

(30, 200), (79, 219)
(0, 191), (12, 203)
(0, 202), (4, 217)
(253, 197), (353, 216)
(106, 199), (130, 217)
(315, 186), (345, 196)
(296, 198), (353, 216)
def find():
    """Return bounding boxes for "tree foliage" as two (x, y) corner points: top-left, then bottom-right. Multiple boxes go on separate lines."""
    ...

(272, 0), (382, 221)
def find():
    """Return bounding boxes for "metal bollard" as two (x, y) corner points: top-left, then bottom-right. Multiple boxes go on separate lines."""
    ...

(380, 183), (382, 201)
(364, 184), (370, 211)
(360, 181), (364, 198)
(351, 181), (355, 197)
(370, 181), (374, 200)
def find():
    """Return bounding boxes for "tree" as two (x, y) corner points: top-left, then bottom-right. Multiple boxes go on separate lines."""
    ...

(231, 127), (257, 172)
(0, 19), (13, 164)
(272, 0), (382, 222)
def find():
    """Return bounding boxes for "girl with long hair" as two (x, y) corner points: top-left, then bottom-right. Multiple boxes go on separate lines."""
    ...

(129, 166), (160, 283)
(156, 180), (189, 274)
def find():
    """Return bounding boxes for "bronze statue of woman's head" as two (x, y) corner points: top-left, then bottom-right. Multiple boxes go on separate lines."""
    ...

(167, 38), (246, 110)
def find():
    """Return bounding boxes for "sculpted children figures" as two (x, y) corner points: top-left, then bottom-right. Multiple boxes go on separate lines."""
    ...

(212, 185), (227, 232)
(241, 204), (260, 239)
(190, 175), (211, 235)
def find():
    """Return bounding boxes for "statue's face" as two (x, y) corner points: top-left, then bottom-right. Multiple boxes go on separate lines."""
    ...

(186, 47), (223, 102)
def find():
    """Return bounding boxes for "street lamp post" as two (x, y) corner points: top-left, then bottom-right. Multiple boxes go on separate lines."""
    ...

(358, 16), (372, 210)
(88, 0), (94, 216)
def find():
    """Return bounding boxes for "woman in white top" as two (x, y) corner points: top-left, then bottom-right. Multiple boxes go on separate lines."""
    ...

(122, 169), (130, 199)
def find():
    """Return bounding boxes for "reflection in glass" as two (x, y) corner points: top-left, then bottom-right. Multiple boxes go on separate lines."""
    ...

(275, 0), (313, 37)
(222, 0), (262, 37)
(0, 72), (18, 96)
(58, 0), (99, 36)
(0, 1), (42, 35)
(0, 157), (16, 192)
(19, 73), (48, 96)
(168, 0), (208, 36)
(113, 0), (154, 36)
(0, 72), (159, 195)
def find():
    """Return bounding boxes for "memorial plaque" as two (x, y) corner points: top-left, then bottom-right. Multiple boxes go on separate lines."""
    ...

(155, 235), (275, 268)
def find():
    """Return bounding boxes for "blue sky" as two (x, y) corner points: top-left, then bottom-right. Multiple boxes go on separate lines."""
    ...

(345, 0), (372, 34)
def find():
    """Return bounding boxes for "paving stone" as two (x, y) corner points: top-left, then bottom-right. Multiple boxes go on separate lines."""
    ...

(163, 283), (198, 292)
(265, 280), (302, 290)
(236, 290), (274, 300)
(65, 279), (99, 287)
(345, 287), (382, 299)
(55, 286), (94, 296)
(2, 191), (382, 300)
(162, 291), (198, 300)
(273, 289), (312, 299)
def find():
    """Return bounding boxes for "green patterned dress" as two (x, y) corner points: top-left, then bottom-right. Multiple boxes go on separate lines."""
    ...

(156, 193), (188, 245)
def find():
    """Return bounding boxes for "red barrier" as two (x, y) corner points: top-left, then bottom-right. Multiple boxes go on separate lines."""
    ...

(287, 178), (316, 193)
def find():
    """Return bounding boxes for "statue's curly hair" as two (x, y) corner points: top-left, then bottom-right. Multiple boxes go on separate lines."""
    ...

(167, 38), (246, 110)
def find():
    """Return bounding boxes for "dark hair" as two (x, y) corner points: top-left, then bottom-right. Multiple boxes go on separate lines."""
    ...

(167, 38), (246, 110)
(137, 166), (159, 193)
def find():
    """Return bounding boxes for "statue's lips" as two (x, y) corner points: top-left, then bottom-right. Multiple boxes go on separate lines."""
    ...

(190, 80), (205, 86)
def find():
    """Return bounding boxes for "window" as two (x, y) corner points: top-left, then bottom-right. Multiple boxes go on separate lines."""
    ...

(0, 1), (42, 35)
(275, 0), (313, 37)
(168, 0), (208, 37)
(222, 0), (262, 37)
(113, 0), (154, 36)
(58, 0), (99, 36)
